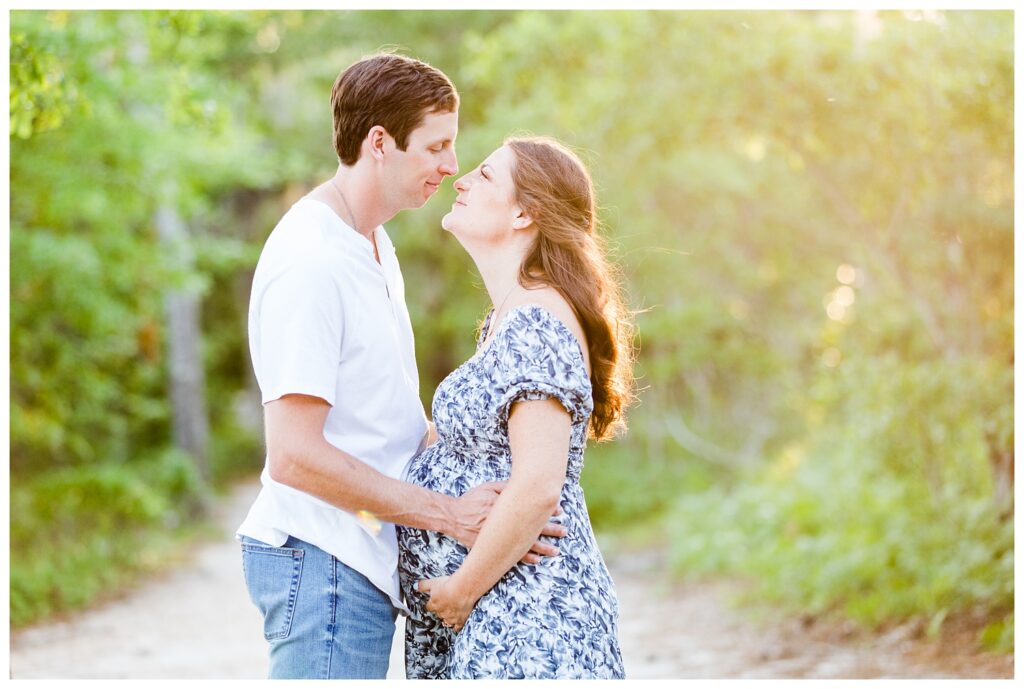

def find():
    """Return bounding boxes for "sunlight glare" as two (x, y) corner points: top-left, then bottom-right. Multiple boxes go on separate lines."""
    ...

(356, 510), (383, 537)
(826, 302), (846, 321)
(834, 286), (856, 307)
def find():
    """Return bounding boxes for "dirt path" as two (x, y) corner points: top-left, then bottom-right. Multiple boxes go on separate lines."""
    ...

(9, 479), (1012, 679)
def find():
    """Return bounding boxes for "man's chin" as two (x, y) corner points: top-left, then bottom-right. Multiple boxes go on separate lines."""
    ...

(400, 199), (428, 213)
(398, 188), (437, 211)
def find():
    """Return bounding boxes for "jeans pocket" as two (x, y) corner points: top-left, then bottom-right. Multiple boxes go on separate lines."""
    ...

(241, 539), (304, 641)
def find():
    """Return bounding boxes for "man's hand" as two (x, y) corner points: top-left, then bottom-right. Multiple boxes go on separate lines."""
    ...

(448, 481), (566, 564)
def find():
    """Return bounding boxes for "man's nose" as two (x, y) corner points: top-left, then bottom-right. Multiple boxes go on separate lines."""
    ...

(439, 150), (458, 177)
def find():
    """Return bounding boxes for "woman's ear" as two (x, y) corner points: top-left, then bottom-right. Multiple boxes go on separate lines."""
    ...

(512, 210), (533, 230)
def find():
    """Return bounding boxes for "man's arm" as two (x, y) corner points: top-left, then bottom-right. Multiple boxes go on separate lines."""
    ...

(264, 393), (563, 554)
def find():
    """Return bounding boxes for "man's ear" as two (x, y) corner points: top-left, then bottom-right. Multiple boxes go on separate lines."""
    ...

(366, 125), (389, 161)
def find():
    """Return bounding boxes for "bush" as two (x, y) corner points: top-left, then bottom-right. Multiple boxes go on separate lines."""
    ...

(669, 357), (1013, 650)
(10, 450), (207, 626)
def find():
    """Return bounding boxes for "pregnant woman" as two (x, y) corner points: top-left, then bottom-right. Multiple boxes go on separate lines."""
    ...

(397, 136), (635, 679)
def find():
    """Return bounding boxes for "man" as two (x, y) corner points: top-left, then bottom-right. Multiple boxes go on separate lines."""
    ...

(236, 53), (564, 679)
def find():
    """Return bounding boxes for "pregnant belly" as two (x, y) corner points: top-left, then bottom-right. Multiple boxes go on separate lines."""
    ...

(399, 440), (507, 586)
(399, 443), (468, 583)
(405, 440), (506, 496)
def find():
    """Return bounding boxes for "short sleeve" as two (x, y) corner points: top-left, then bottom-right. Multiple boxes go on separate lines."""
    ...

(492, 307), (592, 427)
(254, 254), (343, 406)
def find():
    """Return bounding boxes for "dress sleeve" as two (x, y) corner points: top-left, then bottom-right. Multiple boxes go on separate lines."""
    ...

(493, 307), (592, 428)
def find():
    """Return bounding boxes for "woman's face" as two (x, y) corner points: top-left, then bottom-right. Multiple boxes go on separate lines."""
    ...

(441, 145), (526, 245)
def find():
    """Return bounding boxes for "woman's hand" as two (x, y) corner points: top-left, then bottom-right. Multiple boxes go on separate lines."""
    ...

(418, 575), (478, 633)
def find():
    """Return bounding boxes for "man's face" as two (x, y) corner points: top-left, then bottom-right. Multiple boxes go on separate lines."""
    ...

(384, 109), (459, 211)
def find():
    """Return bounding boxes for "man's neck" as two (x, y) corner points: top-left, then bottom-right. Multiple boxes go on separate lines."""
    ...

(329, 163), (393, 240)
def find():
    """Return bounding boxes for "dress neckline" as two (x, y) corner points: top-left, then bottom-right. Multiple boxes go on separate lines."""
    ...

(474, 304), (589, 375)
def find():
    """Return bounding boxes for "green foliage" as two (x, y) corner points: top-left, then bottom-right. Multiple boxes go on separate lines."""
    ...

(10, 11), (269, 478)
(207, 415), (266, 484)
(11, 223), (169, 470)
(580, 433), (710, 530)
(671, 458), (1013, 618)
(979, 613), (1014, 654)
(9, 28), (76, 138)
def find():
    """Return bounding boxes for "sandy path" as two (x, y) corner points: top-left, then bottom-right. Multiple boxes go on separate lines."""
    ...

(9, 478), (1012, 679)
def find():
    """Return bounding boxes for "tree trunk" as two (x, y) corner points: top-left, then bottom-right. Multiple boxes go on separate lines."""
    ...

(156, 204), (212, 504)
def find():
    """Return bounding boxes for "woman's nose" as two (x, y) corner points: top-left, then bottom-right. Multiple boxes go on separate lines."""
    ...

(453, 176), (469, 192)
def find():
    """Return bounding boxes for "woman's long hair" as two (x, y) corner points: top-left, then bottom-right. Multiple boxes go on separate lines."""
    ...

(506, 136), (635, 441)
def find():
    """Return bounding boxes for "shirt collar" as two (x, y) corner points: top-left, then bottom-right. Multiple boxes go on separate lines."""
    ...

(303, 198), (388, 258)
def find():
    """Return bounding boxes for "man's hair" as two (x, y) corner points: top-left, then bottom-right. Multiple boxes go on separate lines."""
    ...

(331, 53), (459, 165)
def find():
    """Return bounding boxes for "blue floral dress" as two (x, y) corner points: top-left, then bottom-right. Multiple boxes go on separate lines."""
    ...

(397, 304), (625, 679)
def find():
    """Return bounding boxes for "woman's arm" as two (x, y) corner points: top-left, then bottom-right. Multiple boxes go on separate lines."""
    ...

(265, 394), (563, 554)
(418, 397), (571, 630)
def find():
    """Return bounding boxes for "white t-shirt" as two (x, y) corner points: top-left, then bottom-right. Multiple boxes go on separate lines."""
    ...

(237, 198), (427, 612)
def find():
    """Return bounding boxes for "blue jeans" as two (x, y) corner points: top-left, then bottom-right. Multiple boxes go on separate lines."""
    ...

(240, 535), (398, 679)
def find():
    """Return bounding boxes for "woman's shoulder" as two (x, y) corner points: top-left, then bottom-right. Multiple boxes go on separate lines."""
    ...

(510, 288), (584, 339)
(498, 290), (590, 372)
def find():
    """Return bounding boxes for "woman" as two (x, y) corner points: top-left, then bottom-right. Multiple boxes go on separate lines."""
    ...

(397, 136), (634, 679)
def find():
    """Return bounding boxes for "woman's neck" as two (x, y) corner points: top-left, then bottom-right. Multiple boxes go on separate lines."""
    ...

(471, 244), (529, 311)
